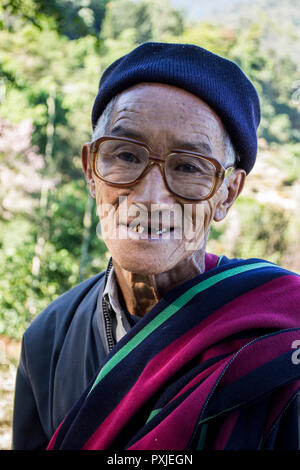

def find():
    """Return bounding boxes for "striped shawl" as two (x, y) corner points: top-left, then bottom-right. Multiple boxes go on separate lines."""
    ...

(47, 256), (300, 450)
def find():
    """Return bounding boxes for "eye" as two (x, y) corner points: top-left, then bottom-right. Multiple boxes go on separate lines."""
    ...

(116, 151), (140, 164)
(174, 163), (200, 173)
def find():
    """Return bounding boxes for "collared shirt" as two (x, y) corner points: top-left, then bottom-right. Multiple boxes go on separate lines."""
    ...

(101, 265), (140, 343)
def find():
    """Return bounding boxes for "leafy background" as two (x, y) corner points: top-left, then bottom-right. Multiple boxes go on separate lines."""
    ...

(0, 0), (300, 339)
(0, 0), (300, 450)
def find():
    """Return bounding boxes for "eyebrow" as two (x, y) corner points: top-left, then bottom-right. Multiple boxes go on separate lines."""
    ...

(109, 125), (213, 155)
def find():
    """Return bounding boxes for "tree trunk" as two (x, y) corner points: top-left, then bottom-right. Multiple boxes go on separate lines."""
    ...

(31, 84), (56, 280)
(78, 193), (94, 282)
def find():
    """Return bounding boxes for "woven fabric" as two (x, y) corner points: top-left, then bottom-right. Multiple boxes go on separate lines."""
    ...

(47, 257), (300, 450)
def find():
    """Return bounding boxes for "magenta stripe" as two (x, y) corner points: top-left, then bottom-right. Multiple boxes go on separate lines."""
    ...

(212, 410), (240, 449)
(204, 252), (219, 272)
(83, 273), (299, 449)
(168, 357), (228, 405)
(129, 328), (298, 451)
(82, 331), (231, 449)
(264, 379), (300, 437)
(82, 295), (236, 449)
(180, 274), (300, 387)
(200, 337), (250, 363)
(127, 364), (229, 450)
(168, 339), (248, 405)
(47, 419), (65, 450)
(219, 329), (300, 388)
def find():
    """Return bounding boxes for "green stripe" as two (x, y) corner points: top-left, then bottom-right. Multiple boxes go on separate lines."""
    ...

(146, 408), (161, 424)
(217, 255), (224, 267)
(196, 423), (209, 450)
(88, 261), (272, 394)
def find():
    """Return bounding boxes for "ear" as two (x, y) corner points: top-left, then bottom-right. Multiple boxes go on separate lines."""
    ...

(213, 168), (246, 222)
(81, 143), (96, 198)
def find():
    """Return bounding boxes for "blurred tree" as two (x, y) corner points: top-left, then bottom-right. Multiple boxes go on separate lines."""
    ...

(1, 0), (109, 38)
(0, 117), (51, 220)
(0, 22), (101, 179)
(163, 21), (236, 57)
(0, 8), (108, 338)
(0, 117), (107, 338)
(101, 0), (184, 44)
(1, 0), (300, 341)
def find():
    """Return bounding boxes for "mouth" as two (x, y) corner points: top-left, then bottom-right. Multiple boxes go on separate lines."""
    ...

(126, 222), (175, 238)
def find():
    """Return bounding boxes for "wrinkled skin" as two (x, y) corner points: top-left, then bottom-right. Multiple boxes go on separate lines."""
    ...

(82, 83), (246, 317)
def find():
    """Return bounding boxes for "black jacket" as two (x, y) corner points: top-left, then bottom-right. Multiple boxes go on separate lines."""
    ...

(12, 269), (111, 449)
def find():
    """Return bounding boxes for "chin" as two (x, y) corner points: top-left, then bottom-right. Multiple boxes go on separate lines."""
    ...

(118, 257), (171, 275)
(110, 247), (179, 275)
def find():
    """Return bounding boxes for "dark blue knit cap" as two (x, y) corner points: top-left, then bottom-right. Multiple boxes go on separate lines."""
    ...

(92, 42), (261, 174)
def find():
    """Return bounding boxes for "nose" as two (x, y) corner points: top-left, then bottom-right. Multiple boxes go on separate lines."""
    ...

(131, 161), (172, 206)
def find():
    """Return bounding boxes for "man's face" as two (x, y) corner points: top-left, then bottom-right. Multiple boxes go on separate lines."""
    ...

(83, 83), (245, 275)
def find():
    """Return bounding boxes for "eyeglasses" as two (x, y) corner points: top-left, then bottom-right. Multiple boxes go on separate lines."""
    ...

(88, 136), (235, 201)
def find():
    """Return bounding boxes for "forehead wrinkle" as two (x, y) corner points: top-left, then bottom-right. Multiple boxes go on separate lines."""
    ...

(113, 87), (224, 130)
(111, 109), (219, 140)
(115, 83), (225, 123)
(109, 88), (225, 158)
(110, 109), (142, 128)
(109, 116), (221, 157)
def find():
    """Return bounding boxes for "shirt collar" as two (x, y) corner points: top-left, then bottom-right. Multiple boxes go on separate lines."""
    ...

(102, 264), (124, 318)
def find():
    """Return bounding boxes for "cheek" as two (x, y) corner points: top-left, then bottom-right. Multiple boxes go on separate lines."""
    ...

(95, 180), (112, 205)
(190, 201), (215, 232)
(95, 181), (128, 212)
(187, 189), (225, 240)
(95, 182), (126, 236)
(203, 187), (226, 225)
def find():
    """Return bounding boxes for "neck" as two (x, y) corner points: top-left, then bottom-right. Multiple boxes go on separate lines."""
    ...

(112, 250), (206, 318)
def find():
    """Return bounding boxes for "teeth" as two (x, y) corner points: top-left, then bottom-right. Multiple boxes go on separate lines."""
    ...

(136, 224), (144, 233)
(128, 224), (171, 235)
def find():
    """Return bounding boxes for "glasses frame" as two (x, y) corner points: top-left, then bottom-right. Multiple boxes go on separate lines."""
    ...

(88, 135), (235, 201)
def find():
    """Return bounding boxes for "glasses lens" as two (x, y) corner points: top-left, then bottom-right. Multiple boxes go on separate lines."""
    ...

(165, 153), (216, 199)
(96, 139), (148, 183)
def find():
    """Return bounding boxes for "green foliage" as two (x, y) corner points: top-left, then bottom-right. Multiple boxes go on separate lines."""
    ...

(163, 22), (236, 58)
(101, 0), (184, 44)
(0, 115), (107, 339)
(0, 181), (107, 339)
(1, 0), (300, 339)
(0, 23), (102, 180)
(1, 0), (109, 38)
(230, 199), (290, 264)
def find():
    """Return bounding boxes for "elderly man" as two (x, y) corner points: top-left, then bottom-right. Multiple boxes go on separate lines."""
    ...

(13, 42), (300, 450)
